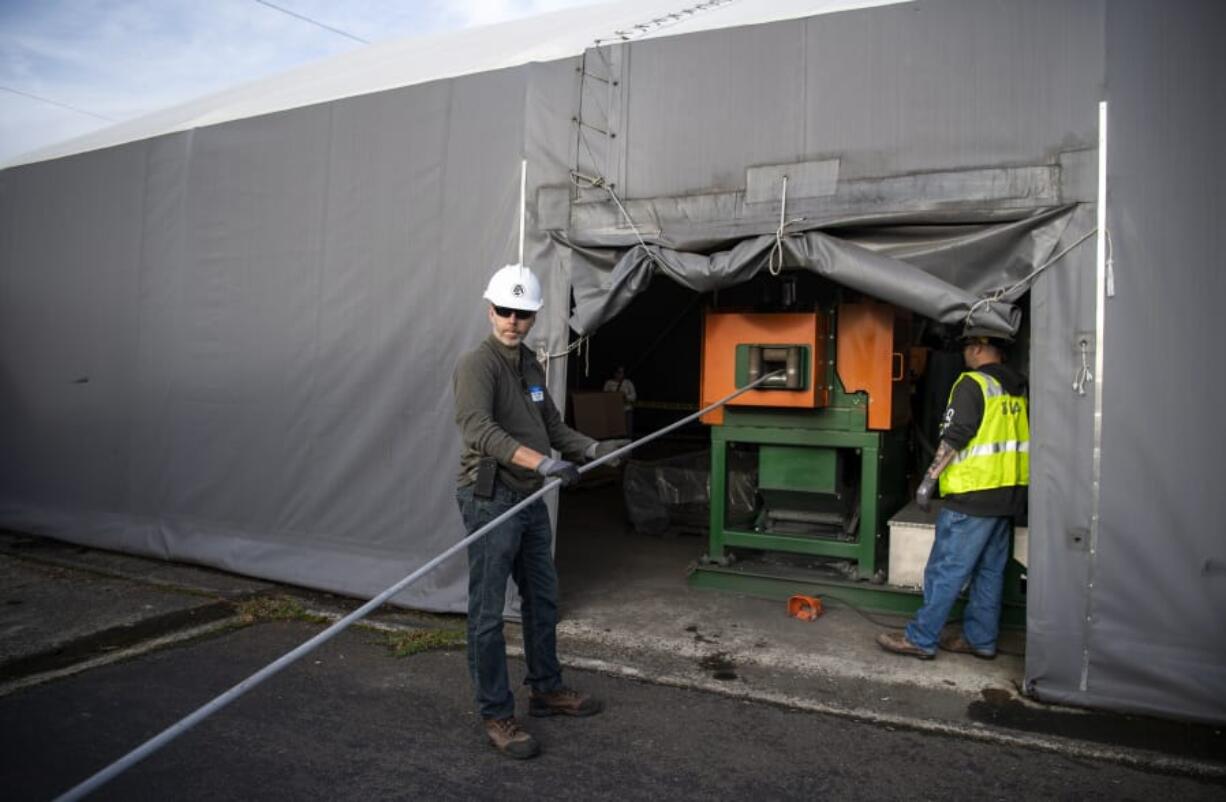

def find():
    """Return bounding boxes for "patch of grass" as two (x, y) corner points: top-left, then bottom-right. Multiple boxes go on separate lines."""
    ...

(385, 627), (466, 658)
(236, 594), (328, 625)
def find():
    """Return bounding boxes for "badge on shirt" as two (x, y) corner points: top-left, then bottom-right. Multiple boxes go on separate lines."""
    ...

(528, 384), (545, 403)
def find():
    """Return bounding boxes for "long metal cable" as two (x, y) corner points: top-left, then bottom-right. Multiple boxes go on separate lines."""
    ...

(0, 85), (116, 122)
(252, 0), (369, 44)
(54, 369), (783, 802)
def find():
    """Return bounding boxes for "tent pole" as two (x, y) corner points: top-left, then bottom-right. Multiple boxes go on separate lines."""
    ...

(518, 158), (527, 265)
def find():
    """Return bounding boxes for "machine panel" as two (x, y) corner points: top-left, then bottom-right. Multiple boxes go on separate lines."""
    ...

(699, 311), (829, 425)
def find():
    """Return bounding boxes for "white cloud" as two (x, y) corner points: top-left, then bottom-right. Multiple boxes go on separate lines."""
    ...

(0, 0), (607, 164)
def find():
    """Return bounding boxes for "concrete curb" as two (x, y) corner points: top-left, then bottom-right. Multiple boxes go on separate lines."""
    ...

(0, 616), (243, 699)
(5, 542), (1221, 782)
(292, 604), (1226, 782)
(553, 652), (1226, 782)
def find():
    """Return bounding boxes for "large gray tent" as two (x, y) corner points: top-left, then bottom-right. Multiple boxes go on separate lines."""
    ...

(2, 0), (1223, 725)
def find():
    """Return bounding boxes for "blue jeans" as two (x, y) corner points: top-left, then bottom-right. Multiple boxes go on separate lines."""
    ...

(905, 507), (1011, 655)
(456, 481), (563, 720)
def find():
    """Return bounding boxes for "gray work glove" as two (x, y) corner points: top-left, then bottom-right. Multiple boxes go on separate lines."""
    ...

(536, 457), (581, 487)
(915, 475), (937, 513)
(585, 439), (631, 468)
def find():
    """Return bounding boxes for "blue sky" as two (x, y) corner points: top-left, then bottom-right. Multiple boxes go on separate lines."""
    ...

(0, 0), (606, 164)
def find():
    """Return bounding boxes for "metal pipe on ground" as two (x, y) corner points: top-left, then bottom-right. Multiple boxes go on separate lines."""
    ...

(54, 369), (784, 802)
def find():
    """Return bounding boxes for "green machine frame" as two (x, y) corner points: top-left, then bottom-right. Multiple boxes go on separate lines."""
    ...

(702, 368), (909, 581)
(690, 318), (1026, 628)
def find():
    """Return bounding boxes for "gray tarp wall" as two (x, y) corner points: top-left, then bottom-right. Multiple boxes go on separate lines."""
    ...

(549, 0), (1222, 725)
(1, 0), (1222, 724)
(0, 60), (581, 613)
(1063, 0), (1224, 723)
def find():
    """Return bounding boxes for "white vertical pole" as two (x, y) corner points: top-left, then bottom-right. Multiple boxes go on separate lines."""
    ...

(518, 158), (527, 266)
(1080, 99), (1108, 692)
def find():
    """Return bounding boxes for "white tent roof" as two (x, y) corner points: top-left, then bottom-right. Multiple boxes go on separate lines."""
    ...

(6, 0), (905, 169)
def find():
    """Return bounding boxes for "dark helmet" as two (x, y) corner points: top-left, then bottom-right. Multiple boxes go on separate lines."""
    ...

(958, 324), (1014, 346)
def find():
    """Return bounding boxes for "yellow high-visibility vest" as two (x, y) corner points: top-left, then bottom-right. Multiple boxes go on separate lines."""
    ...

(940, 371), (1030, 496)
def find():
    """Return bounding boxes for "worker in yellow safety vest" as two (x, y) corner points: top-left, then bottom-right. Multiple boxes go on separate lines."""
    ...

(878, 327), (1029, 660)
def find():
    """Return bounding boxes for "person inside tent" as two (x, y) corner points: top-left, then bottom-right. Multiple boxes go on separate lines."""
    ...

(602, 365), (637, 437)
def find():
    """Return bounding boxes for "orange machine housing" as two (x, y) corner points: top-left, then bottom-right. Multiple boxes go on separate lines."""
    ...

(700, 304), (911, 431)
(700, 312), (829, 425)
(836, 301), (912, 431)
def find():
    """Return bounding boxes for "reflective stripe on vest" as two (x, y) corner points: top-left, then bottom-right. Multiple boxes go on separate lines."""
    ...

(939, 371), (1030, 495)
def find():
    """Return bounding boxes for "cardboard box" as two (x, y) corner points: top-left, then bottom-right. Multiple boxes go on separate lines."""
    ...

(570, 391), (627, 439)
(887, 501), (1028, 589)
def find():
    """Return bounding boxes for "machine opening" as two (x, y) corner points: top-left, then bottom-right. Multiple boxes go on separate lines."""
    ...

(556, 269), (1030, 633)
(747, 345), (807, 389)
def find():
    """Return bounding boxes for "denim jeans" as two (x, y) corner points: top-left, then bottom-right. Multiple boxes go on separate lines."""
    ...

(905, 507), (1011, 655)
(456, 481), (563, 720)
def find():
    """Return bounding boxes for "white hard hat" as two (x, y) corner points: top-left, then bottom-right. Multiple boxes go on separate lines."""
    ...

(483, 264), (543, 311)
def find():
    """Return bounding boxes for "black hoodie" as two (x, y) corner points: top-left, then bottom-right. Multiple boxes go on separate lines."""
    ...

(938, 362), (1028, 519)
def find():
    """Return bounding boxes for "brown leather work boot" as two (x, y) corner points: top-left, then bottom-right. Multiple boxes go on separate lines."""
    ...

(876, 631), (936, 660)
(482, 717), (540, 759)
(938, 629), (997, 660)
(529, 686), (604, 718)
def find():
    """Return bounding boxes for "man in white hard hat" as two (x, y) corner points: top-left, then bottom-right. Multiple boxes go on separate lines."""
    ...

(452, 264), (627, 759)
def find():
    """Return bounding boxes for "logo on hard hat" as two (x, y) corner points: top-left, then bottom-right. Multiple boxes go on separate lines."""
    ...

(512, 284), (525, 297)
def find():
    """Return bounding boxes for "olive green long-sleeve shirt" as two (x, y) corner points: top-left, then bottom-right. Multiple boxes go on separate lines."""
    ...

(453, 335), (596, 493)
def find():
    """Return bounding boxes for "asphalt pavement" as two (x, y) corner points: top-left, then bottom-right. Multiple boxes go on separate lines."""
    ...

(1, 527), (1224, 800)
(5, 620), (1224, 802)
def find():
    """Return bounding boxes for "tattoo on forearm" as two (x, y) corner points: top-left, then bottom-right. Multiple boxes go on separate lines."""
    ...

(926, 441), (957, 479)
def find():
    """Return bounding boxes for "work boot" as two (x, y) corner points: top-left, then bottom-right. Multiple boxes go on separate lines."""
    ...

(529, 686), (604, 718)
(482, 717), (540, 759)
(938, 629), (996, 660)
(876, 631), (935, 660)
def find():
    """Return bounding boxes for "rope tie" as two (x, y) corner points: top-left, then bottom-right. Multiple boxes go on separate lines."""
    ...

(963, 225), (1100, 333)
(570, 170), (607, 190)
(572, 170), (649, 250)
(595, 0), (739, 45)
(570, 170), (671, 282)
(767, 175), (804, 276)
(537, 334), (592, 389)
(963, 292), (1004, 332)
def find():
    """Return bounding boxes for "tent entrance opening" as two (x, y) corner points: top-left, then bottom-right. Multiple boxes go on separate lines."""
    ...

(556, 269), (1027, 629)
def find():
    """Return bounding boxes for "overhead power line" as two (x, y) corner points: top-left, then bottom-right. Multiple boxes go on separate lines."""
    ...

(0, 85), (116, 122)
(252, 0), (369, 44)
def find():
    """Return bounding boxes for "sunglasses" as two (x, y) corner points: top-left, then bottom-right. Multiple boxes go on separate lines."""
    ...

(492, 305), (535, 321)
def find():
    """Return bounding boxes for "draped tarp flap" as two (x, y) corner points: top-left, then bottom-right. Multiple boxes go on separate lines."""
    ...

(564, 170), (1071, 254)
(569, 205), (1079, 338)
